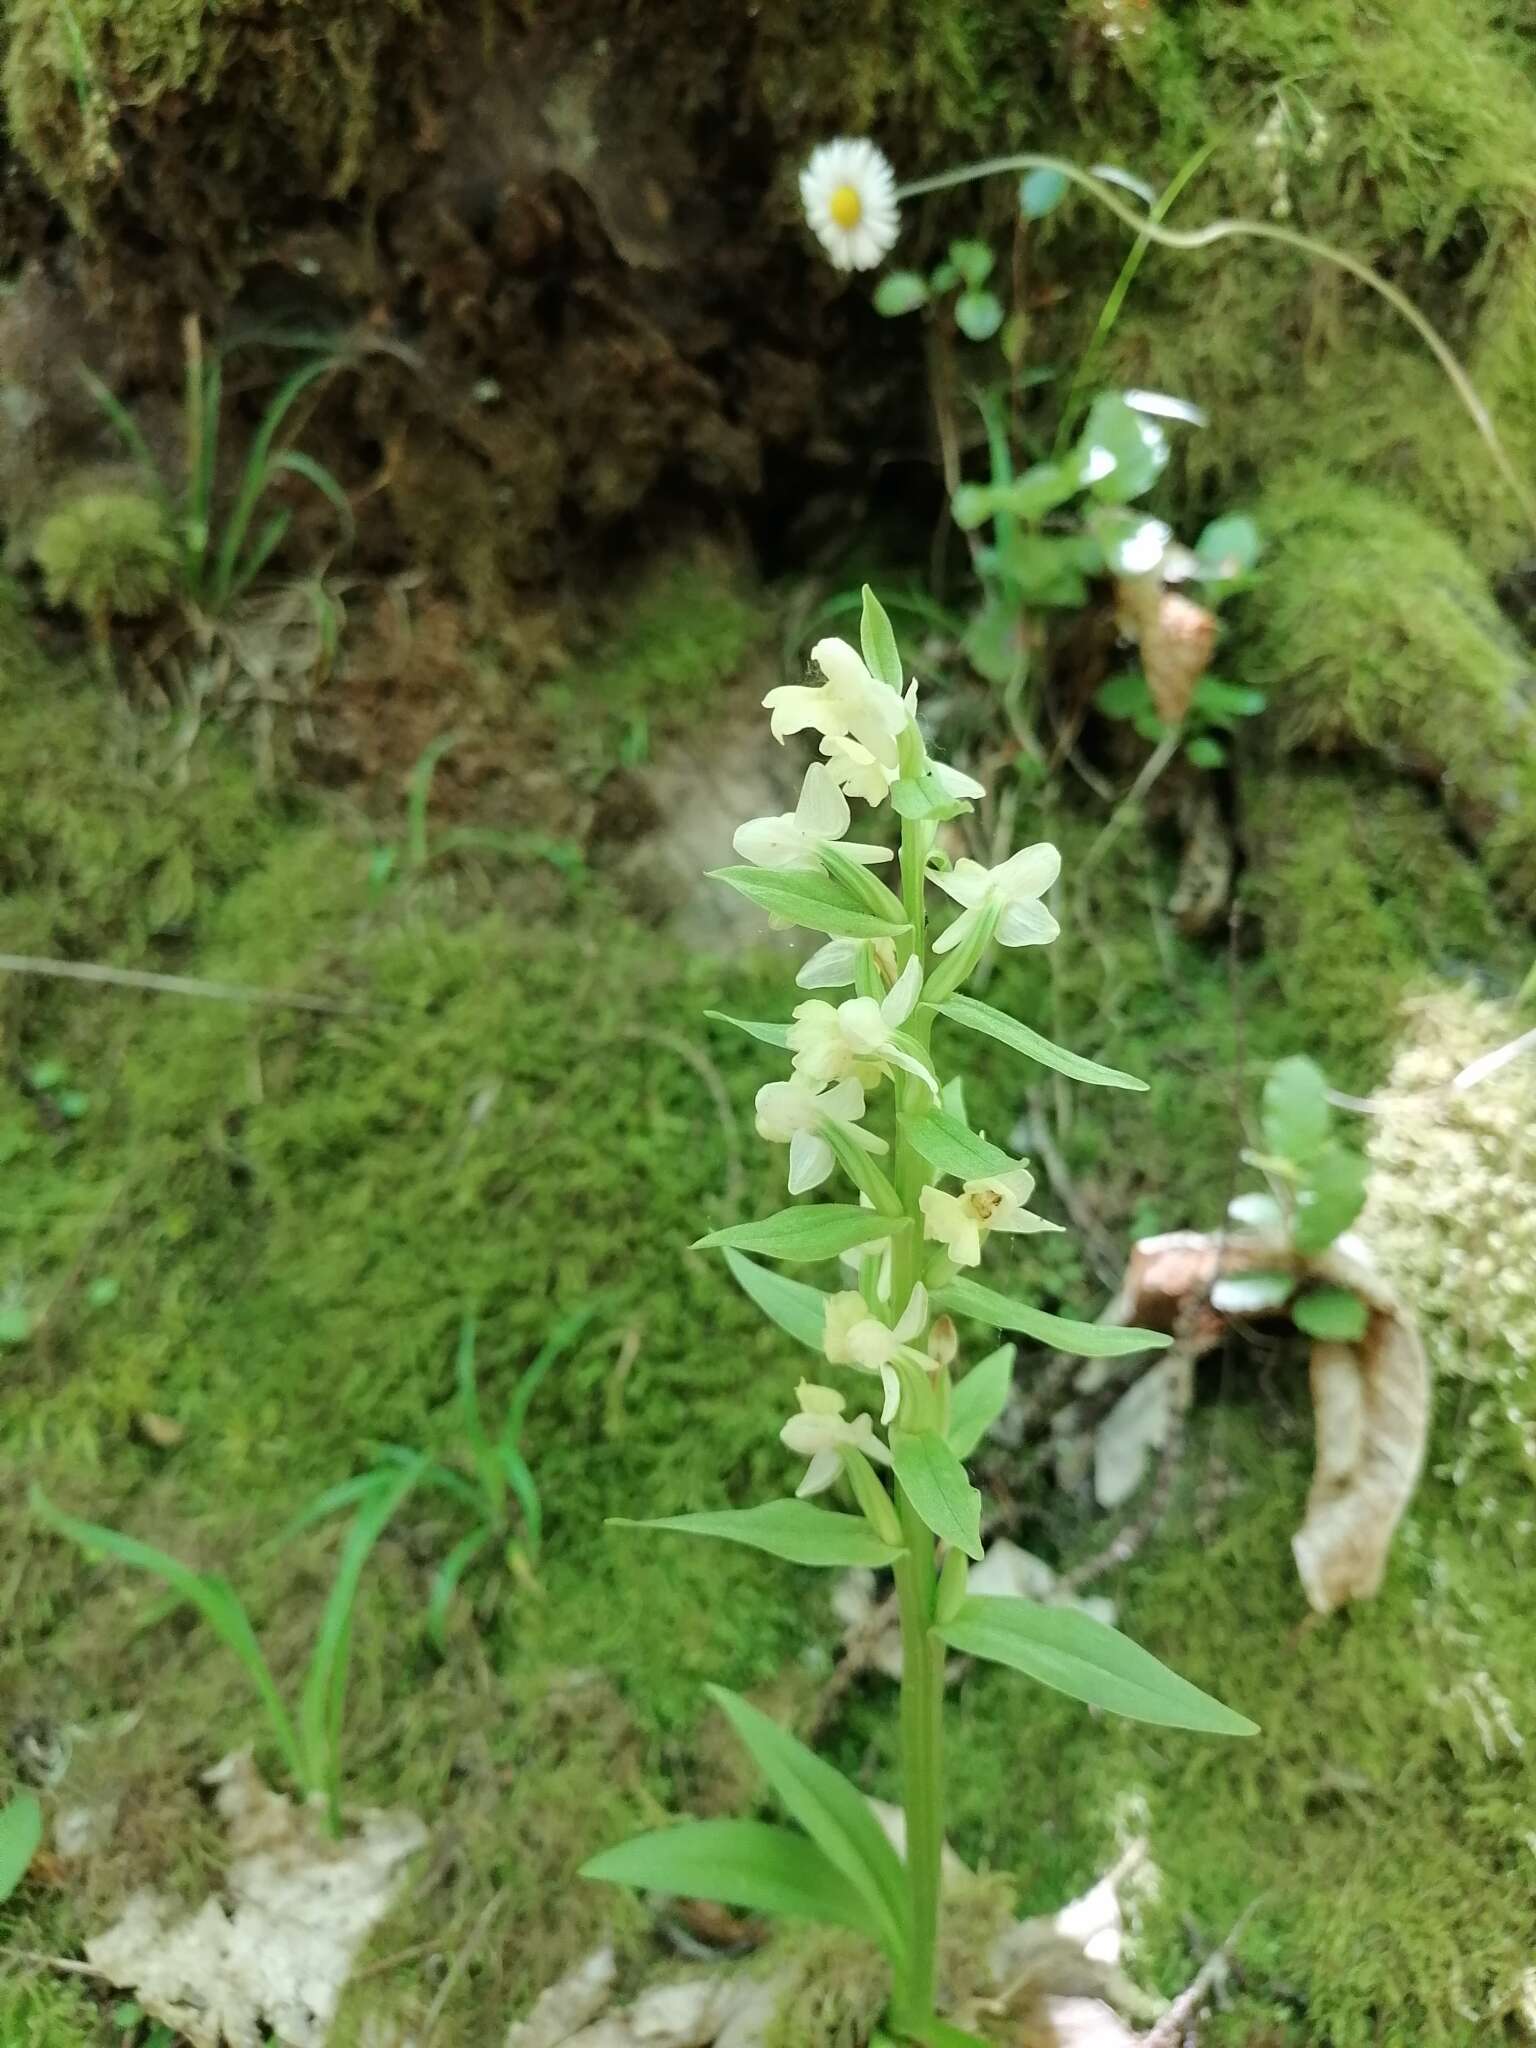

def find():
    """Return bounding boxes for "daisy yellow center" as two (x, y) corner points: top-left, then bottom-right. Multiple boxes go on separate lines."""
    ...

(829, 184), (863, 230)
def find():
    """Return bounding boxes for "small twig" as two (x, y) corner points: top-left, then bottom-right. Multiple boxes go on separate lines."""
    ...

(1140, 1897), (1264, 2047)
(1080, 729), (1182, 877)
(1023, 1084), (1121, 1288)
(802, 1587), (901, 1744)
(420, 1885), (508, 2045)
(0, 1947), (108, 1980)
(620, 1026), (744, 1219)
(1055, 1353), (1192, 1596)
(1451, 1022), (1536, 1093)
(0, 953), (378, 1017)
(350, 1936), (444, 1983)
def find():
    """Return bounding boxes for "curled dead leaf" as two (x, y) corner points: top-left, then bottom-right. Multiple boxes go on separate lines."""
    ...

(1113, 579), (1218, 724)
(1098, 1230), (1428, 1614)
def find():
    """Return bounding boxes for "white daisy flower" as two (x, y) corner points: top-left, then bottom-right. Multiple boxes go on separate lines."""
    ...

(799, 138), (901, 272)
(919, 1168), (1060, 1268)
(788, 955), (937, 1095)
(754, 1074), (888, 1195)
(733, 762), (893, 872)
(780, 1381), (892, 1497)
(931, 843), (1062, 957)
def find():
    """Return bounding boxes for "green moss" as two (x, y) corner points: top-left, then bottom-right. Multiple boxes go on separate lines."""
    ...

(2, 0), (421, 223)
(1232, 474), (1536, 909)
(2, 600), (1532, 2043)
(1240, 764), (1522, 1087)
(33, 488), (179, 623)
(0, 601), (274, 975)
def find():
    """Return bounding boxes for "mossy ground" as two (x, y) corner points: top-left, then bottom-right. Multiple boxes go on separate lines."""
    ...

(1, 566), (1533, 2048)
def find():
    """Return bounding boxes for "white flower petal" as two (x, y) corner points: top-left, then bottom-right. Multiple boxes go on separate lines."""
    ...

(894, 1283), (928, 1344)
(836, 995), (889, 1056)
(931, 759), (986, 801)
(879, 1365), (902, 1426)
(995, 841), (1062, 897)
(820, 1076), (868, 1123)
(882, 954), (923, 1027)
(795, 762), (851, 841)
(788, 1126), (834, 1195)
(930, 901), (983, 957)
(797, 939), (861, 989)
(929, 859), (990, 910)
(733, 813), (814, 869)
(797, 1449), (841, 1496)
(998, 899), (1061, 947)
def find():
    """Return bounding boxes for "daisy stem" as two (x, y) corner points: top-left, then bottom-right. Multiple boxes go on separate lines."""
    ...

(893, 154), (1536, 545)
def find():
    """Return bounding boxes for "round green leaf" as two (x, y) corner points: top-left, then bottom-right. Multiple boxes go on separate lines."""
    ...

(873, 270), (929, 317)
(1019, 167), (1068, 219)
(1292, 1286), (1370, 1342)
(955, 290), (1005, 342)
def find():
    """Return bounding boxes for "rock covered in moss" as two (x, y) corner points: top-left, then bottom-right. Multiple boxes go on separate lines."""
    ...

(1237, 472), (1536, 909)
(33, 486), (179, 622)
(1365, 988), (1536, 1391)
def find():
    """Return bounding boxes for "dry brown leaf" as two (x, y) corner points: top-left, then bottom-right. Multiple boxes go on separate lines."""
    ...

(84, 1751), (426, 2048)
(1112, 579), (1218, 724)
(1099, 1229), (1428, 1614)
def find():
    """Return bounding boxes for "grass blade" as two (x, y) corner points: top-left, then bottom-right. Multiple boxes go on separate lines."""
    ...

(426, 1525), (496, 1652)
(299, 1461), (423, 1831)
(505, 1304), (599, 1446)
(33, 1489), (302, 1788)
(210, 354), (337, 607)
(455, 1308), (504, 1526)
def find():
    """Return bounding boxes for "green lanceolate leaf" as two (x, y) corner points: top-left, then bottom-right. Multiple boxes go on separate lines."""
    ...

(902, 1107), (1016, 1182)
(938, 996), (1146, 1091)
(890, 1430), (983, 1561)
(0, 1792), (42, 1904)
(705, 1011), (792, 1049)
(819, 844), (908, 926)
(609, 1500), (905, 1569)
(946, 1345), (1016, 1460)
(889, 765), (970, 823)
(936, 1277), (1170, 1359)
(860, 584), (904, 689)
(695, 1206), (895, 1263)
(722, 1250), (827, 1351)
(706, 1686), (910, 1962)
(1262, 1054), (1332, 1165)
(937, 1595), (1257, 1736)
(582, 1818), (884, 1940)
(709, 866), (908, 941)
(1291, 1284), (1370, 1343)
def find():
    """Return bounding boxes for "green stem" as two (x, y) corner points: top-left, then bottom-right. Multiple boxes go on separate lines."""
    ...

(890, 1487), (944, 2035)
(895, 154), (1536, 544)
(886, 801), (945, 2037)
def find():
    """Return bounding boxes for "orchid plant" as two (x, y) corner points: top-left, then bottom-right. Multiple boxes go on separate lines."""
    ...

(583, 592), (1255, 2047)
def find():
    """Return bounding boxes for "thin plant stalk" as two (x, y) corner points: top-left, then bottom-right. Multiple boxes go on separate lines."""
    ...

(896, 154), (1536, 544)
(886, 803), (947, 2032)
